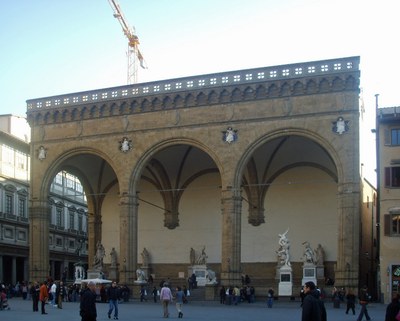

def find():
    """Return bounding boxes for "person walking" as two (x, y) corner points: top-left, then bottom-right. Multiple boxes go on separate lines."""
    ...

(301, 281), (327, 321)
(345, 288), (356, 315)
(39, 281), (49, 315)
(107, 281), (120, 320)
(80, 281), (97, 321)
(152, 286), (158, 303)
(357, 285), (372, 321)
(175, 286), (185, 318)
(50, 281), (57, 307)
(267, 287), (274, 308)
(219, 286), (226, 304)
(160, 282), (173, 318)
(57, 281), (65, 309)
(385, 293), (400, 321)
(30, 281), (40, 312)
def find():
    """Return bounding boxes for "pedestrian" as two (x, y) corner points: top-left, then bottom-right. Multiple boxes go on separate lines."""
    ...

(152, 286), (158, 303)
(30, 281), (40, 312)
(57, 281), (65, 308)
(301, 281), (327, 321)
(219, 286), (226, 304)
(385, 293), (400, 321)
(39, 281), (49, 315)
(267, 287), (274, 308)
(80, 281), (97, 321)
(357, 285), (372, 321)
(175, 286), (185, 318)
(345, 288), (356, 315)
(107, 281), (120, 320)
(140, 285), (147, 302)
(50, 281), (57, 307)
(160, 282), (173, 318)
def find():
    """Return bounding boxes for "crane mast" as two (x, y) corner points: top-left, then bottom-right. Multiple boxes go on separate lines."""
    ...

(108, 0), (146, 84)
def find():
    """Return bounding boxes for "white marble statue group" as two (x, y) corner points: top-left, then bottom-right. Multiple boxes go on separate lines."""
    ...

(276, 229), (325, 267)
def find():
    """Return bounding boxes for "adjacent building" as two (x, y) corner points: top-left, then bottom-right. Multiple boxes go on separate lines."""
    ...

(0, 114), (88, 284)
(376, 106), (400, 303)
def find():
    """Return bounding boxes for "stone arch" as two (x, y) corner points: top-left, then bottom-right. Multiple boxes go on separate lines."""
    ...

(196, 92), (207, 105)
(130, 138), (224, 195)
(236, 128), (343, 189)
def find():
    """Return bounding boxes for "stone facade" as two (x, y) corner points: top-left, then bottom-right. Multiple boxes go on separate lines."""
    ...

(26, 57), (361, 292)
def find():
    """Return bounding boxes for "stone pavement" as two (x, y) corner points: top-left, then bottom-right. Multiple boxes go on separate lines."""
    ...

(0, 297), (386, 321)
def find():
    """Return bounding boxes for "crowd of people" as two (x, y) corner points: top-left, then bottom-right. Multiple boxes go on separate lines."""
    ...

(1, 278), (400, 321)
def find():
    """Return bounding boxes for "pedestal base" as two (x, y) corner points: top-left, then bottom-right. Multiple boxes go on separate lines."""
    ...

(87, 270), (104, 279)
(302, 264), (317, 286)
(278, 265), (293, 296)
(188, 265), (207, 287)
(108, 266), (118, 281)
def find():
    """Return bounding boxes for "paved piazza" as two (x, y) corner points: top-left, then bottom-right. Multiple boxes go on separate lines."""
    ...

(1, 297), (386, 321)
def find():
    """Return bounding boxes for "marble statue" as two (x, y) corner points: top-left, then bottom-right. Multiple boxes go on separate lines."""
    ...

(110, 247), (117, 267)
(206, 268), (217, 284)
(190, 247), (196, 265)
(136, 268), (146, 282)
(93, 241), (105, 270)
(141, 248), (150, 267)
(315, 244), (325, 266)
(302, 241), (316, 264)
(196, 246), (207, 265)
(276, 229), (291, 266)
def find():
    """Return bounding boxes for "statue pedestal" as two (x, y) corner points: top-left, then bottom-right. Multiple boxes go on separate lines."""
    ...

(302, 263), (317, 286)
(188, 265), (207, 287)
(87, 269), (104, 279)
(108, 266), (118, 281)
(278, 265), (293, 296)
(316, 265), (325, 279)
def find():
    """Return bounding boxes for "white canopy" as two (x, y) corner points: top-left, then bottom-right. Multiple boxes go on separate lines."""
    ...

(74, 278), (113, 285)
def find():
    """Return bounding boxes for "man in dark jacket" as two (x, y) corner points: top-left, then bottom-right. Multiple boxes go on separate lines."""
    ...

(107, 281), (120, 320)
(357, 285), (371, 321)
(301, 281), (327, 321)
(80, 281), (97, 321)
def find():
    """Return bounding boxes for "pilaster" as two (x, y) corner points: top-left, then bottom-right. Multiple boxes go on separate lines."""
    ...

(29, 202), (50, 281)
(220, 187), (242, 286)
(118, 193), (139, 285)
(335, 183), (360, 288)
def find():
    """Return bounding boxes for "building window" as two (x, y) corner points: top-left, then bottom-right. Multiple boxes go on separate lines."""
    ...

(384, 213), (400, 236)
(69, 212), (75, 230)
(56, 208), (63, 227)
(5, 194), (13, 215)
(18, 198), (26, 217)
(78, 215), (83, 232)
(384, 128), (400, 146)
(385, 167), (400, 187)
(391, 129), (400, 146)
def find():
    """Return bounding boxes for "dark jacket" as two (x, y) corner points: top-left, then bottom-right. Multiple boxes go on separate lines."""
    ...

(107, 286), (120, 301)
(80, 288), (97, 320)
(302, 289), (326, 321)
(385, 300), (400, 321)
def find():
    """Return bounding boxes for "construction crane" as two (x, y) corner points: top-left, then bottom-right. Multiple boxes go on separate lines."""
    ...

(108, 0), (147, 84)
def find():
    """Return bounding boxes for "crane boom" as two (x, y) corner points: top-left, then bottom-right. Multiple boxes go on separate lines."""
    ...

(108, 0), (146, 84)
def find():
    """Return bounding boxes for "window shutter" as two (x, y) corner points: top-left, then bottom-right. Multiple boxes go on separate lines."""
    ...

(385, 168), (390, 187)
(384, 129), (390, 145)
(384, 214), (391, 236)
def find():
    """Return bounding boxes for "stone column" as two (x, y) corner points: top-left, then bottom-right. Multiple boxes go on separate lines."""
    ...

(119, 193), (138, 286)
(87, 211), (101, 269)
(220, 187), (242, 286)
(334, 183), (360, 288)
(29, 201), (50, 282)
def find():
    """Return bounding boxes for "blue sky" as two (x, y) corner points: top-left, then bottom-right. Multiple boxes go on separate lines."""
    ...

(0, 0), (398, 182)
